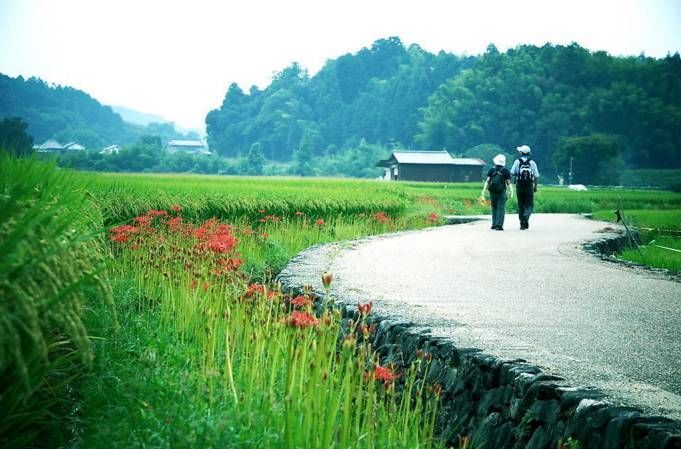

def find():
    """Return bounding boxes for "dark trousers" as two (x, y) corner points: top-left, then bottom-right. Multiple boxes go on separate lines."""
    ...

(490, 191), (506, 228)
(516, 186), (534, 226)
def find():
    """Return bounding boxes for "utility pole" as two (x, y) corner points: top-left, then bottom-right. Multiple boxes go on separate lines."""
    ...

(568, 157), (573, 185)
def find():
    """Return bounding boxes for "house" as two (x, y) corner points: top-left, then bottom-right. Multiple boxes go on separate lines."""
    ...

(33, 139), (64, 152)
(376, 150), (484, 182)
(63, 142), (85, 151)
(100, 144), (121, 155)
(33, 139), (86, 152)
(165, 139), (211, 155)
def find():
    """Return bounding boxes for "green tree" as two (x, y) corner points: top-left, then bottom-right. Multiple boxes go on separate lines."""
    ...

(0, 117), (33, 156)
(553, 134), (622, 185)
(245, 142), (266, 175)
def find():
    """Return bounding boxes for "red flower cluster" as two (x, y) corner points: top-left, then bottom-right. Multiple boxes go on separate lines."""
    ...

(357, 302), (373, 316)
(194, 219), (237, 254)
(315, 218), (325, 226)
(427, 212), (439, 224)
(368, 364), (399, 384)
(372, 211), (390, 224)
(290, 295), (314, 308)
(244, 283), (266, 299)
(287, 311), (319, 328)
(109, 224), (139, 243)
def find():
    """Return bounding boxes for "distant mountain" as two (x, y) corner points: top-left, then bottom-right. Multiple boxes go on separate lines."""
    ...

(0, 73), (197, 148)
(112, 105), (168, 127)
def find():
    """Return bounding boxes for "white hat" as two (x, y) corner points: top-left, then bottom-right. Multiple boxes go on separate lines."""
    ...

(517, 145), (531, 154)
(493, 154), (506, 166)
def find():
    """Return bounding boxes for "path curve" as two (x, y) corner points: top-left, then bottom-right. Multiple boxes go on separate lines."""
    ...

(279, 214), (681, 419)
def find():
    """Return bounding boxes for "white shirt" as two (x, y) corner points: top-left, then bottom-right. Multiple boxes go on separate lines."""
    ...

(510, 156), (540, 179)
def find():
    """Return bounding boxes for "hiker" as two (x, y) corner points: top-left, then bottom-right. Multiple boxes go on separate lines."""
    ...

(510, 145), (540, 230)
(480, 154), (512, 230)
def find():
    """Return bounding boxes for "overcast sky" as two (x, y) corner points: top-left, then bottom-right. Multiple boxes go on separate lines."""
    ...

(1, 0), (680, 132)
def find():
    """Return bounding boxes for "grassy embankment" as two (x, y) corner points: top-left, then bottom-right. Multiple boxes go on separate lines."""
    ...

(592, 209), (681, 272)
(4, 161), (680, 448)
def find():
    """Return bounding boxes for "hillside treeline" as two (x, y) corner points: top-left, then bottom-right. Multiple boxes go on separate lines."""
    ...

(0, 74), (193, 148)
(206, 38), (681, 174)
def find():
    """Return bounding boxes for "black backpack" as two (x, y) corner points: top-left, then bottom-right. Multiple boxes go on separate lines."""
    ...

(488, 168), (506, 193)
(516, 158), (534, 187)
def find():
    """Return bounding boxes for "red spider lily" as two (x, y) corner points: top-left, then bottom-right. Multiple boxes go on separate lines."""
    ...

(290, 295), (314, 308)
(205, 225), (236, 254)
(368, 365), (399, 383)
(357, 302), (373, 316)
(321, 272), (333, 289)
(358, 324), (376, 337)
(372, 211), (390, 224)
(432, 383), (443, 396)
(109, 224), (140, 243)
(287, 311), (319, 328)
(427, 213), (439, 223)
(133, 215), (153, 227)
(171, 204), (182, 212)
(244, 283), (266, 298)
(147, 209), (168, 217)
(315, 218), (325, 226)
(212, 257), (243, 276)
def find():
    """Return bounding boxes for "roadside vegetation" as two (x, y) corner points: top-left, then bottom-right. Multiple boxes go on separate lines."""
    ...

(593, 209), (681, 272)
(2, 156), (680, 448)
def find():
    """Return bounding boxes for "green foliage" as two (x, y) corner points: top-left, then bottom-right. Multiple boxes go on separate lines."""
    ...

(245, 142), (266, 175)
(0, 155), (112, 447)
(553, 134), (622, 185)
(0, 73), (196, 148)
(0, 117), (34, 156)
(416, 44), (681, 173)
(206, 37), (473, 159)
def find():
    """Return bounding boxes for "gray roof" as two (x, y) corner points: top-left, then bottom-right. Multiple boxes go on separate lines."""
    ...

(167, 139), (205, 147)
(389, 151), (484, 166)
(38, 139), (64, 150)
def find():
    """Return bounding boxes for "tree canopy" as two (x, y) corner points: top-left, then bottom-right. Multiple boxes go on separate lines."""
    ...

(0, 73), (194, 148)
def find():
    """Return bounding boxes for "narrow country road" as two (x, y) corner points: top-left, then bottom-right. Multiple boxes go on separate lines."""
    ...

(279, 214), (681, 419)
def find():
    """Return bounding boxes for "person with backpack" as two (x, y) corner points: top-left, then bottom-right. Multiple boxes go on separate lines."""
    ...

(510, 145), (540, 230)
(480, 154), (512, 230)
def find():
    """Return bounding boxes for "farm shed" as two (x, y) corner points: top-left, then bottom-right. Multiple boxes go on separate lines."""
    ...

(165, 139), (211, 155)
(376, 150), (484, 182)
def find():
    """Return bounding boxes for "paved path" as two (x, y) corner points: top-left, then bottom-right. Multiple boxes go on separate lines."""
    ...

(280, 214), (681, 419)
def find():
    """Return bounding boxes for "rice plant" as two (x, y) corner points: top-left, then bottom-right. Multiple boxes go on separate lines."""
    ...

(0, 155), (113, 447)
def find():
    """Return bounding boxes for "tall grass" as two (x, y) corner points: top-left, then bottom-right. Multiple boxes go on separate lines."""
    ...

(77, 209), (443, 448)
(0, 156), (112, 447)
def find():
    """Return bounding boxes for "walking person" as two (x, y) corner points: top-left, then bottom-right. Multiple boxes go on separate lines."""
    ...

(510, 145), (540, 230)
(480, 154), (512, 230)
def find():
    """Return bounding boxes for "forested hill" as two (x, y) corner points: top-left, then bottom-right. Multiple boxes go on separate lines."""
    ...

(206, 37), (475, 160)
(206, 37), (681, 171)
(0, 73), (191, 148)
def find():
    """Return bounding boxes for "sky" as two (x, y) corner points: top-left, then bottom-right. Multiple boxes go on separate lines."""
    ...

(1, 0), (680, 132)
